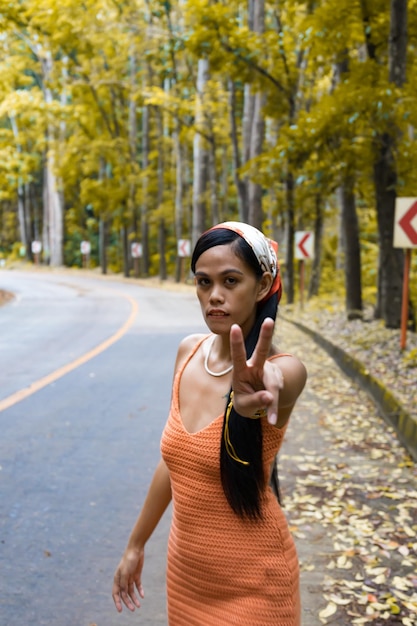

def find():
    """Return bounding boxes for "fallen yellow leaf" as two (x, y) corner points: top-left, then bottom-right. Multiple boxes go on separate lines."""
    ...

(319, 601), (337, 620)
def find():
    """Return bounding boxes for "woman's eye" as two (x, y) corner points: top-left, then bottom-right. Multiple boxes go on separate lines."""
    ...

(196, 278), (210, 286)
(225, 277), (237, 286)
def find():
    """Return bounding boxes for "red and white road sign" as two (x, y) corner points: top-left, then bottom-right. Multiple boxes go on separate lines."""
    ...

(80, 240), (91, 255)
(394, 198), (417, 248)
(131, 242), (143, 258)
(178, 239), (191, 258)
(295, 231), (314, 260)
(31, 240), (42, 254)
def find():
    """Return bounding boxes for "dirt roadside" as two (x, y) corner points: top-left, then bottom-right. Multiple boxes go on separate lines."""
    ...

(278, 318), (417, 626)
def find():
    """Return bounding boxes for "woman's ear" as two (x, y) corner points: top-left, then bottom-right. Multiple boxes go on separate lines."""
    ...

(256, 272), (273, 301)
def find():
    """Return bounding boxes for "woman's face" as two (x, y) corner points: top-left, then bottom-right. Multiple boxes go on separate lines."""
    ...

(194, 243), (271, 337)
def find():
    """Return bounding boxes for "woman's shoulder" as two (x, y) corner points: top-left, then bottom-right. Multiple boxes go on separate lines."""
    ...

(268, 345), (306, 375)
(178, 332), (209, 354)
(173, 333), (209, 375)
(268, 348), (307, 407)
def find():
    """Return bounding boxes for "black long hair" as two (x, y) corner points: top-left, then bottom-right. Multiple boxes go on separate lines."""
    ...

(191, 228), (279, 519)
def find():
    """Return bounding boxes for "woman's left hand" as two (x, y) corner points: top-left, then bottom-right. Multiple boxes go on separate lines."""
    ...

(230, 318), (284, 425)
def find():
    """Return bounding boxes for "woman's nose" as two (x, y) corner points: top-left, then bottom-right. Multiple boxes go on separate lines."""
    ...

(209, 284), (224, 304)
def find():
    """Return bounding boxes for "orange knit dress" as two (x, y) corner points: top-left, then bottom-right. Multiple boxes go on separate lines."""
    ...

(160, 337), (300, 625)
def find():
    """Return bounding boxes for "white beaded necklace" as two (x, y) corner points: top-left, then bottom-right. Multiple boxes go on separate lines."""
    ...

(204, 336), (233, 377)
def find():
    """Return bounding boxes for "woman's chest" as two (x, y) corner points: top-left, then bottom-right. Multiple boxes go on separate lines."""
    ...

(160, 399), (223, 487)
(178, 362), (232, 434)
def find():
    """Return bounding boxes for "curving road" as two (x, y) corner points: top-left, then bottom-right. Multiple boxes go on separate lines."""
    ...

(5, 269), (413, 626)
(0, 269), (205, 626)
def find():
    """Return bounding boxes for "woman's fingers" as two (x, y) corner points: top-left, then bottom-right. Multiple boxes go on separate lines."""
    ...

(262, 363), (284, 425)
(250, 318), (274, 369)
(233, 389), (274, 417)
(112, 586), (123, 613)
(231, 318), (274, 375)
(112, 571), (143, 613)
(136, 578), (145, 599)
(230, 319), (283, 422)
(120, 583), (141, 611)
(230, 324), (247, 373)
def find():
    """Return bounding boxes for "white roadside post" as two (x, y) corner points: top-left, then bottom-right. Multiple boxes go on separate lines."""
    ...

(31, 240), (42, 265)
(131, 242), (143, 278)
(177, 239), (191, 282)
(80, 240), (91, 269)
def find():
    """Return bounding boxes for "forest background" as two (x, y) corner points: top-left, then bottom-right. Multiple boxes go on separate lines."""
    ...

(0, 0), (417, 331)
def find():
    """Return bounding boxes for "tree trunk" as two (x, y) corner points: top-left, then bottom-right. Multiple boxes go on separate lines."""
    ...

(42, 53), (64, 266)
(45, 149), (63, 266)
(99, 219), (107, 275)
(141, 104), (150, 276)
(247, 0), (265, 228)
(192, 58), (209, 246)
(265, 118), (279, 240)
(31, 180), (41, 243)
(281, 61), (297, 305)
(17, 186), (27, 250)
(208, 140), (219, 226)
(228, 80), (249, 221)
(24, 182), (31, 257)
(97, 159), (108, 274)
(241, 84), (254, 225)
(141, 220), (149, 277)
(248, 92), (265, 230)
(128, 45), (139, 253)
(156, 101), (168, 281)
(221, 144), (228, 222)
(42, 155), (49, 264)
(284, 172), (295, 303)
(373, 134), (404, 326)
(389, 0), (407, 85)
(308, 194), (323, 299)
(372, 0), (408, 327)
(122, 224), (129, 278)
(158, 219), (167, 281)
(339, 180), (363, 319)
(174, 124), (184, 283)
(9, 115), (29, 254)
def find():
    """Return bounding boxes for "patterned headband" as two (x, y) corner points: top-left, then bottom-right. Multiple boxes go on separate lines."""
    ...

(209, 221), (282, 302)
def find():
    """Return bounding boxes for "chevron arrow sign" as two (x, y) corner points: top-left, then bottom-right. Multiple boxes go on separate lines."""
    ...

(295, 231), (315, 260)
(394, 198), (417, 248)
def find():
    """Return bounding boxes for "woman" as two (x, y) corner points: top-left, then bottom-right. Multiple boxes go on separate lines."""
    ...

(112, 222), (307, 625)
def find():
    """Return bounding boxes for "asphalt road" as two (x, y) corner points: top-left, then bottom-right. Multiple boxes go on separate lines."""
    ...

(3, 269), (415, 626)
(0, 269), (205, 626)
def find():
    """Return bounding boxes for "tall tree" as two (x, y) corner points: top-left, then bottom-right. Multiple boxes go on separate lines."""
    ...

(360, 0), (408, 327)
(333, 57), (363, 319)
(191, 58), (209, 246)
(246, 0), (265, 230)
(9, 114), (30, 256)
(339, 179), (363, 318)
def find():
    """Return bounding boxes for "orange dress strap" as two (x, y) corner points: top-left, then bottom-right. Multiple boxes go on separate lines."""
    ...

(268, 352), (292, 360)
(177, 334), (211, 379)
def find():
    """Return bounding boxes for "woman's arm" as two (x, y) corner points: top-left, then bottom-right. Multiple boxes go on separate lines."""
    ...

(272, 355), (307, 428)
(112, 458), (172, 613)
(113, 333), (209, 612)
(125, 457), (172, 548)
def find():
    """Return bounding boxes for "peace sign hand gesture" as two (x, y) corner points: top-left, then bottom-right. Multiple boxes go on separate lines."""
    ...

(230, 318), (284, 426)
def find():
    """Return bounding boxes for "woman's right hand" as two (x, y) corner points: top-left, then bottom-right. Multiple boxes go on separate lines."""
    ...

(112, 547), (145, 613)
